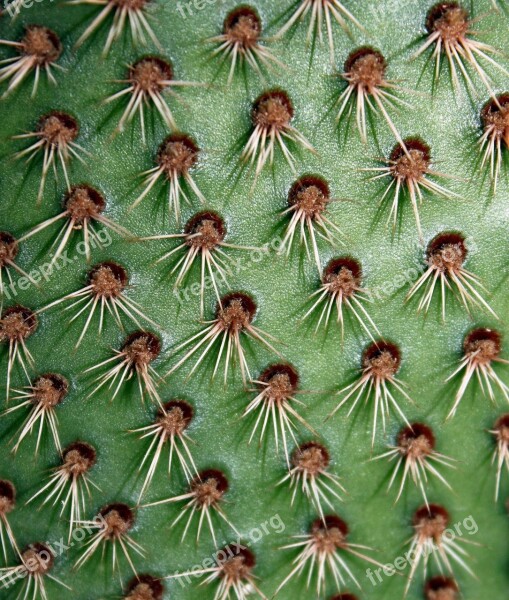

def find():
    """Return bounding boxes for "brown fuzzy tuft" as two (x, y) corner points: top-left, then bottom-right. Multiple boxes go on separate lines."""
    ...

(158, 400), (194, 438)
(463, 328), (502, 364)
(0, 480), (16, 515)
(363, 341), (401, 379)
(218, 547), (256, 582)
(99, 503), (135, 539)
(397, 423), (435, 458)
(21, 542), (54, 575)
(157, 134), (200, 178)
(413, 504), (450, 541)
(191, 470), (229, 507)
(344, 47), (387, 89)
(122, 332), (161, 367)
(310, 515), (349, 553)
(426, 232), (467, 273)
(64, 185), (105, 223)
(252, 90), (294, 131)
(224, 6), (262, 48)
(258, 363), (300, 402)
(323, 257), (362, 297)
(62, 442), (97, 477)
(125, 574), (164, 600)
(426, 3), (469, 42)
(494, 414), (509, 445)
(0, 232), (19, 267)
(481, 94), (509, 147)
(0, 306), (38, 343)
(31, 374), (68, 408)
(216, 292), (257, 333)
(37, 112), (79, 146)
(21, 25), (62, 65)
(288, 175), (330, 220)
(129, 57), (173, 93)
(87, 262), (129, 299)
(185, 211), (226, 251)
(390, 138), (431, 183)
(292, 442), (330, 476)
(424, 576), (459, 600)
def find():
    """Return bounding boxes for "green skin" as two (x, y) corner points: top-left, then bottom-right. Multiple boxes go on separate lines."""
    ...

(0, 0), (508, 598)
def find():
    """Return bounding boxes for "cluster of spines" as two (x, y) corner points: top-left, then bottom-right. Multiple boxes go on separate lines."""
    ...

(0, 1), (508, 600)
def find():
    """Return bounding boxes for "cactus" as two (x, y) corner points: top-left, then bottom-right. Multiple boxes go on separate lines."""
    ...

(0, 1), (508, 599)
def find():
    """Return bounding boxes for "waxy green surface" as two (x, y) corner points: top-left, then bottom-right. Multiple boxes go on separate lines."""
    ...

(0, 0), (508, 598)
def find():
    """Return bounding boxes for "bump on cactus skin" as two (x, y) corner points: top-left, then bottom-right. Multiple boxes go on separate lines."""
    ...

(0, 1), (508, 600)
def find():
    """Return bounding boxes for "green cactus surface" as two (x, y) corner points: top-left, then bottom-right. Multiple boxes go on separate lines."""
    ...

(0, 1), (508, 599)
